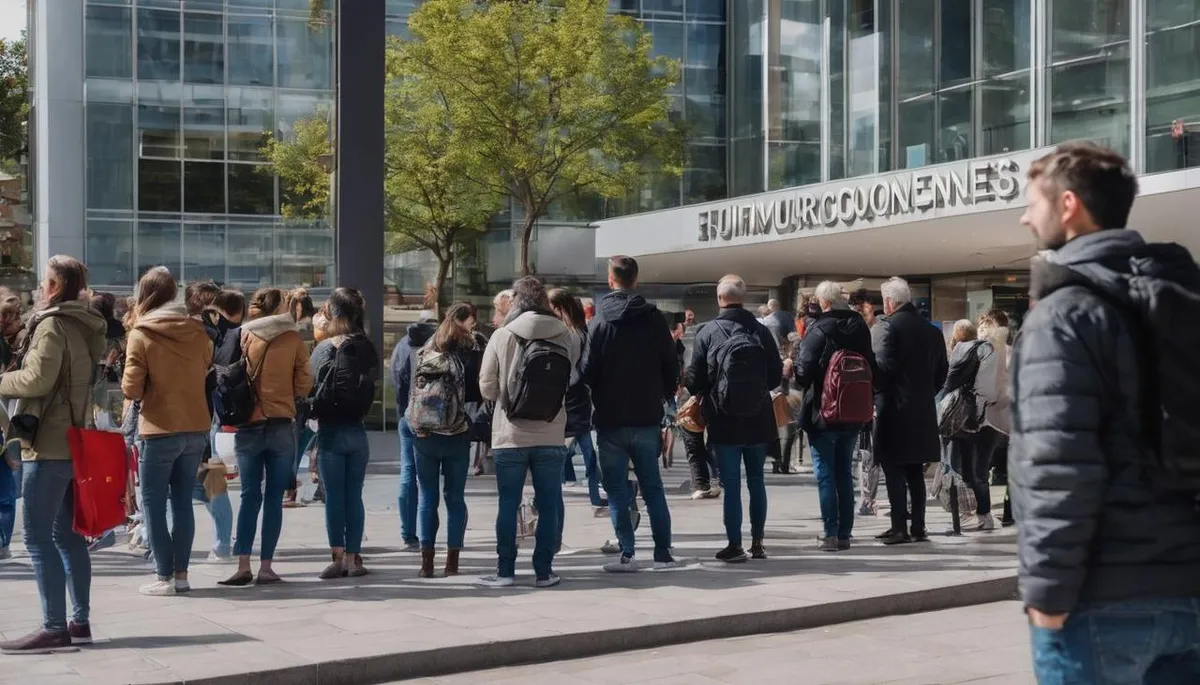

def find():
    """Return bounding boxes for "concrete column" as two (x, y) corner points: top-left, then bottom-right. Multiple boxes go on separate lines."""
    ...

(32, 0), (86, 276)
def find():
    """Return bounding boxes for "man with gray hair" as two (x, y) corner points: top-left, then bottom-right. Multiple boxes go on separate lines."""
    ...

(686, 274), (781, 562)
(492, 289), (514, 328)
(872, 277), (947, 545)
(763, 298), (794, 350)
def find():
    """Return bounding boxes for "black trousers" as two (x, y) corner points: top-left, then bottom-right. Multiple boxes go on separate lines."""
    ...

(946, 427), (1001, 516)
(883, 462), (927, 534)
(682, 429), (712, 490)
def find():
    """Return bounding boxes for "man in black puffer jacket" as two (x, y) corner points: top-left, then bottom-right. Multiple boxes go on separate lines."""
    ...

(1012, 141), (1200, 683)
(583, 256), (680, 573)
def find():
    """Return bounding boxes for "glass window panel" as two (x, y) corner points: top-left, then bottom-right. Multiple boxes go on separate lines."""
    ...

(228, 88), (273, 161)
(140, 0), (183, 8)
(228, 0), (273, 8)
(940, 0), (973, 85)
(983, 0), (1032, 76)
(139, 159), (182, 212)
(769, 141), (820, 190)
(228, 223), (274, 288)
(228, 15), (274, 87)
(846, 4), (879, 178)
(646, 22), (684, 94)
(608, 0), (639, 16)
(685, 22), (726, 139)
(1049, 49), (1131, 155)
(86, 220), (135, 288)
(183, 223), (226, 283)
(1145, 2), (1200, 172)
(186, 0), (226, 10)
(184, 99), (225, 159)
(138, 101), (182, 158)
(387, 0), (419, 17)
(827, 0), (846, 179)
(184, 161), (226, 213)
(86, 5), (133, 79)
(137, 9), (181, 82)
(276, 226), (334, 288)
(938, 88), (973, 162)
(228, 163), (275, 215)
(731, 0), (764, 193)
(86, 103), (135, 210)
(897, 0), (935, 98)
(768, 1), (821, 143)
(1051, 0), (1130, 60)
(277, 18), (332, 90)
(183, 12), (224, 85)
(898, 97), (935, 168)
(981, 75), (1031, 154)
(687, 0), (726, 21)
(684, 144), (726, 203)
(644, 0), (684, 20)
(137, 221), (182, 278)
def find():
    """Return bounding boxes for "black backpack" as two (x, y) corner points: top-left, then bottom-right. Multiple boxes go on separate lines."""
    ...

(311, 334), (379, 423)
(209, 339), (262, 428)
(505, 335), (572, 422)
(709, 322), (769, 419)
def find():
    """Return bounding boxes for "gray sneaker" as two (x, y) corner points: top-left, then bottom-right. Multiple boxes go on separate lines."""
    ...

(819, 537), (840, 552)
(600, 539), (622, 554)
(604, 555), (639, 573)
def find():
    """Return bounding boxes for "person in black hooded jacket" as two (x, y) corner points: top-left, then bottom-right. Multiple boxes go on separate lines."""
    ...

(583, 256), (680, 573)
(388, 311), (437, 551)
(791, 281), (876, 553)
(1012, 142), (1200, 683)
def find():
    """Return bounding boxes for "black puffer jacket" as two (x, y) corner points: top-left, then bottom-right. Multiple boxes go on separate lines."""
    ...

(583, 290), (677, 430)
(1011, 229), (1200, 615)
(873, 303), (948, 466)
(793, 309), (877, 432)
(564, 329), (591, 438)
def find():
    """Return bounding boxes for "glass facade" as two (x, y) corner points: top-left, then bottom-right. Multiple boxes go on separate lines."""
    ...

(83, 0), (336, 290)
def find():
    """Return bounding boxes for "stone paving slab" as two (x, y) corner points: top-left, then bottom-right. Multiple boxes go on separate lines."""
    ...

(0, 432), (1017, 685)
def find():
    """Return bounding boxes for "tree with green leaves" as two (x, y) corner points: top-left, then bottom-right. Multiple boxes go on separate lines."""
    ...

(404, 0), (684, 276)
(0, 35), (28, 173)
(261, 112), (333, 219)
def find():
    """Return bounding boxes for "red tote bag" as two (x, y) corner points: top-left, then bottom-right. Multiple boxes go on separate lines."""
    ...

(69, 426), (129, 538)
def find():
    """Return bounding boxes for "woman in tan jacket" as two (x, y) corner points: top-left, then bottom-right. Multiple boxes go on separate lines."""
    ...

(122, 267), (213, 597)
(220, 288), (313, 587)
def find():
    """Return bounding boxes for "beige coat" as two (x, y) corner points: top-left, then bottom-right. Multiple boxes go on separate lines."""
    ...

(240, 314), (313, 423)
(123, 304), (214, 436)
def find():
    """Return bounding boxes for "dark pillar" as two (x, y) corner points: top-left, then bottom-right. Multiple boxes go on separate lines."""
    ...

(335, 0), (386, 362)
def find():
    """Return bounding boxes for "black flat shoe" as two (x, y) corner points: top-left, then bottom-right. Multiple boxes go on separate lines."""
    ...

(874, 529), (898, 540)
(880, 531), (912, 546)
(218, 571), (254, 587)
(912, 529), (930, 542)
(255, 572), (284, 585)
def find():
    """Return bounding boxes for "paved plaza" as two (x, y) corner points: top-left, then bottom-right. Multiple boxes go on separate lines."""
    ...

(0, 433), (1018, 685)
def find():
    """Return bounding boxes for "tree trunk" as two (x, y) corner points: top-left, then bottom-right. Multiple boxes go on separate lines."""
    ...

(433, 251), (453, 313)
(518, 211), (537, 277)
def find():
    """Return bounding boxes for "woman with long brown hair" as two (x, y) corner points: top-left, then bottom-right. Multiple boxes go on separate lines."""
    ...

(0, 257), (106, 653)
(123, 267), (214, 596)
(407, 302), (482, 578)
(547, 289), (604, 508)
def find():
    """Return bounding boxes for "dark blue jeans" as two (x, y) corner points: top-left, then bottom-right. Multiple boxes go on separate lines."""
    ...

(22, 460), (90, 632)
(317, 423), (370, 553)
(1031, 598), (1200, 684)
(570, 432), (604, 507)
(140, 432), (208, 579)
(494, 446), (565, 579)
(413, 432), (470, 550)
(711, 443), (768, 547)
(807, 427), (860, 541)
(0, 464), (18, 548)
(597, 426), (673, 562)
(397, 421), (419, 545)
(234, 420), (296, 559)
(293, 422), (317, 484)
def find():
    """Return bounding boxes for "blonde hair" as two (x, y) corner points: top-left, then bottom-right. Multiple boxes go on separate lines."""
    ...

(951, 319), (977, 346)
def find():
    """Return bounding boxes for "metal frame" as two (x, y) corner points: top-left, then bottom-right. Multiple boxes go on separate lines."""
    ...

(1130, 0), (1145, 172)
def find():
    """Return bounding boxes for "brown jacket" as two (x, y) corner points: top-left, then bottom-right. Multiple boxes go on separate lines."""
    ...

(123, 304), (214, 437)
(241, 314), (313, 423)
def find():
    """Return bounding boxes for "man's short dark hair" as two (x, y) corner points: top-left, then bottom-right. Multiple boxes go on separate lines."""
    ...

(608, 256), (639, 288)
(1028, 141), (1138, 230)
(848, 288), (873, 308)
(511, 275), (549, 313)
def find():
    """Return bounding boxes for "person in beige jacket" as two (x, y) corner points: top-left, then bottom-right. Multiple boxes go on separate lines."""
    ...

(221, 288), (313, 587)
(122, 267), (214, 597)
(0, 256), (106, 654)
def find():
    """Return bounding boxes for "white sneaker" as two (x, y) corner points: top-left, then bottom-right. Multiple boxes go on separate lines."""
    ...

(139, 578), (176, 596)
(535, 573), (561, 588)
(976, 513), (996, 531)
(653, 559), (686, 571)
(477, 574), (515, 588)
(206, 551), (234, 563)
(175, 579), (191, 593)
(402, 541), (421, 552)
(600, 539), (622, 554)
(690, 489), (708, 500)
(707, 484), (722, 497)
(604, 555), (639, 573)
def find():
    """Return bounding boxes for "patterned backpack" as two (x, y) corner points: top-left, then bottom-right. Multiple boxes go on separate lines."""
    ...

(406, 344), (467, 435)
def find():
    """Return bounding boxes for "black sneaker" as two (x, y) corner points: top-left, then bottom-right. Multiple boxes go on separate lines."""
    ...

(0, 629), (77, 654)
(749, 543), (767, 560)
(874, 528), (899, 540)
(715, 545), (748, 563)
(880, 531), (912, 545)
(912, 529), (930, 542)
(67, 621), (92, 645)
(837, 539), (851, 551)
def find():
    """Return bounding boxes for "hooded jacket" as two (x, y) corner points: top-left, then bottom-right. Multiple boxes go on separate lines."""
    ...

(686, 306), (782, 445)
(389, 320), (436, 418)
(582, 290), (677, 430)
(122, 303), (213, 437)
(240, 313), (313, 423)
(480, 311), (581, 449)
(1010, 229), (1200, 615)
(793, 308), (877, 432)
(0, 301), (106, 460)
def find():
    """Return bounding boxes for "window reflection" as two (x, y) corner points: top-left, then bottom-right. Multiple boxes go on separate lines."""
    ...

(228, 163), (275, 215)
(137, 9), (181, 82)
(229, 15), (274, 87)
(646, 22), (684, 94)
(227, 224), (275, 288)
(276, 225), (334, 288)
(688, 0), (726, 21)
(685, 144), (727, 203)
(228, 88), (273, 162)
(86, 102), (135, 210)
(1049, 0), (1131, 155)
(685, 22), (726, 140)
(86, 5), (133, 79)
(183, 223), (226, 282)
(1145, 2), (1200, 172)
(139, 101), (182, 158)
(184, 12), (224, 85)
(85, 220), (135, 288)
(277, 19), (332, 90)
(138, 159), (182, 212)
(184, 161), (226, 214)
(137, 221), (182, 278)
(643, 0), (684, 20)
(184, 100), (225, 159)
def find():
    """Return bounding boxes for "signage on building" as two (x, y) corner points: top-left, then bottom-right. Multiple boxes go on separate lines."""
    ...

(697, 157), (1025, 243)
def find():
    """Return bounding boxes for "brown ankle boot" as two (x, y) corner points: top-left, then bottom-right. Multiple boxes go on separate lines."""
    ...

(419, 548), (435, 578)
(443, 549), (461, 577)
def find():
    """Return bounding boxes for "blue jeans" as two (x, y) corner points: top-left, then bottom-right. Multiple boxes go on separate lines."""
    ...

(571, 432), (605, 507)
(234, 420), (296, 559)
(597, 426), (673, 562)
(494, 446), (565, 579)
(397, 421), (419, 545)
(413, 432), (470, 549)
(1031, 599), (1200, 684)
(712, 443), (768, 547)
(191, 481), (233, 557)
(807, 427), (859, 541)
(22, 460), (90, 632)
(318, 423), (370, 553)
(293, 422), (317, 483)
(0, 465), (18, 548)
(140, 432), (208, 579)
